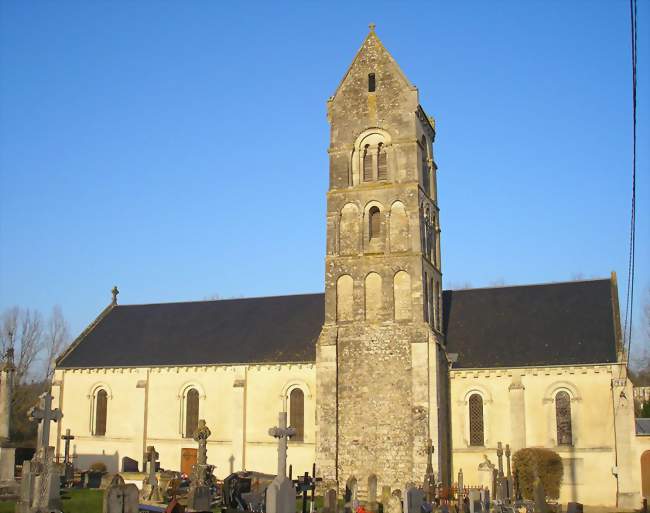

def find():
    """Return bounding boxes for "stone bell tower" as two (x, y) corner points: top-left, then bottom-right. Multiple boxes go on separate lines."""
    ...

(315, 26), (450, 495)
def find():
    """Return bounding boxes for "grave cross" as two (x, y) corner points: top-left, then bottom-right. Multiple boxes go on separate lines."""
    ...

(496, 442), (504, 477)
(28, 392), (63, 458)
(61, 429), (75, 465)
(193, 419), (211, 467)
(268, 411), (295, 478)
(145, 445), (159, 484)
(423, 438), (436, 503)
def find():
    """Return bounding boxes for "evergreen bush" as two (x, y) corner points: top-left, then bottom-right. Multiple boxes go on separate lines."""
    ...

(512, 448), (563, 500)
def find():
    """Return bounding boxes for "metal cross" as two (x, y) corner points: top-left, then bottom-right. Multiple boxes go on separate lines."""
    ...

(111, 286), (119, 305)
(28, 392), (63, 459)
(268, 411), (295, 478)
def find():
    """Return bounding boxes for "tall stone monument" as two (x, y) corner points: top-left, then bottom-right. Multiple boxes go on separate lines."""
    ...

(15, 392), (63, 513)
(266, 411), (296, 513)
(187, 419), (212, 512)
(0, 348), (17, 497)
(423, 439), (436, 503)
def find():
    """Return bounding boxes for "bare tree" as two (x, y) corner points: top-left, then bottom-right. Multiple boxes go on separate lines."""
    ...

(0, 307), (44, 383)
(42, 306), (69, 381)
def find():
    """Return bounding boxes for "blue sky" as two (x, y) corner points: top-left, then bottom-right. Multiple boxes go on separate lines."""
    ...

(1, 1), (648, 356)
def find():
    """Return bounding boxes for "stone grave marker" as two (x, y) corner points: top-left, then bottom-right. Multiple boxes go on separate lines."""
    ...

(423, 439), (436, 504)
(141, 445), (162, 502)
(566, 502), (583, 513)
(532, 477), (548, 513)
(187, 419), (212, 512)
(404, 487), (425, 513)
(480, 488), (490, 512)
(15, 392), (63, 513)
(468, 489), (482, 513)
(0, 348), (16, 488)
(265, 411), (296, 513)
(477, 456), (494, 494)
(60, 429), (75, 487)
(324, 488), (338, 513)
(387, 490), (402, 513)
(103, 474), (139, 513)
(121, 456), (139, 473)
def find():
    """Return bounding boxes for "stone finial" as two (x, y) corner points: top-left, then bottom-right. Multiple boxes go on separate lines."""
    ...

(111, 286), (119, 305)
(369, 23), (376, 33)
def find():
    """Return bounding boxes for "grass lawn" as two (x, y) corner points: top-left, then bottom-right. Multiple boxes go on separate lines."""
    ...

(0, 488), (103, 513)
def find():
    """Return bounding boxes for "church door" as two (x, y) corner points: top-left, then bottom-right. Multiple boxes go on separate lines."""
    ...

(181, 448), (197, 476)
(642, 450), (650, 498)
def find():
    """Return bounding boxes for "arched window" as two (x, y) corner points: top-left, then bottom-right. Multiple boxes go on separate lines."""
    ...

(94, 389), (108, 436)
(369, 206), (381, 239)
(289, 388), (304, 442)
(363, 145), (373, 181)
(435, 282), (441, 330)
(555, 391), (572, 445)
(469, 394), (484, 446)
(421, 136), (430, 195)
(185, 388), (199, 438)
(368, 73), (376, 92)
(377, 143), (387, 180)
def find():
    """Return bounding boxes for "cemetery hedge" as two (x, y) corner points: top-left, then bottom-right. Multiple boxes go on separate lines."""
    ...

(512, 447), (563, 500)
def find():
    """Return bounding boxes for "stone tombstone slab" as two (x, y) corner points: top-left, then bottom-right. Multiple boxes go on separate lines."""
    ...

(387, 492), (403, 513)
(121, 457), (139, 473)
(566, 503), (583, 513)
(532, 478), (548, 513)
(0, 446), (15, 482)
(381, 486), (391, 505)
(404, 487), (425, 513)
(324, 488), (338, 513)
(266, 475), (295, 513)
(477, 456), (494, 493)
(187, 485), (211, 512)
(479, 489), (490, 511)
(468, 490), (482, 513)
(103, 475), (139, 513)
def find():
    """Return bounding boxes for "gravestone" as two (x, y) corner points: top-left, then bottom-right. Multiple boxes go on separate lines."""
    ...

(468, 490), (482, 513)
(479, 489), (490, 512)
(187, 419), (212, 512)
(103, 474), (138, 513)
(381, 485), (392, 509)
(0, 348), (16, 490)
(477, 456), (494, 495)
(404, 487), (425, 513)
(532, 478), (548, 513)
(457, 469), (464, 499)
(122, 457), (139, 473)
(566, 502), (583, 513)
(324, 488), (338, 513)
(386, 491), (402, 513)
(60, 429), (75, 487)
(505, 445), (513, 502)
(141, 445), (162, 502)
(15, 392), (63, 513)
(265, 411), (296, 513)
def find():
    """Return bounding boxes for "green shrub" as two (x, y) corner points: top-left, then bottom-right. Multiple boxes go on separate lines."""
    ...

(512, 448), (563, 500)
(89, 461), (107, 473)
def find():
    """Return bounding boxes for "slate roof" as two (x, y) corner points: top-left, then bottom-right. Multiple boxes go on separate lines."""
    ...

(57, 293), (325, 368)
(444, 279), (618, 369)
(57, 279), (618, 369)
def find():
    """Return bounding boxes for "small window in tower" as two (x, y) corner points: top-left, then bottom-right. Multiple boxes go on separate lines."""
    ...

(363, 145), (373, 181)
(369, 206), (381, 239)
(368, 73), (376, 92)
(377, 143), (387, 180)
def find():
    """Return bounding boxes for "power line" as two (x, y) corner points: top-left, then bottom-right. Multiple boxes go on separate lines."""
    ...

(622, 0), (638, 370)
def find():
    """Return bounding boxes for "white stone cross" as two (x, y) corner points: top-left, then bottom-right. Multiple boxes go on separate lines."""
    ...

(268, 411), (295, 478)
(28, 392), (63, 459)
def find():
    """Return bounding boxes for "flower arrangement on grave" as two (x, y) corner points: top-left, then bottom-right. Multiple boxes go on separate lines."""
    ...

(356, 505), (371, 513)
(512, 448), (563, 500)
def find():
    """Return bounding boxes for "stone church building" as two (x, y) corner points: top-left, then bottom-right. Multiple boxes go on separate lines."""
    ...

(50, 28), (647, 507)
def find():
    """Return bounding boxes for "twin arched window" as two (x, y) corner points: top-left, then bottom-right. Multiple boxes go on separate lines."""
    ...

(289, 388), (304, 442)
(469, 393), (485, 446)
(93, 388), (108, 436)
(555, 391), (573, 445)
(184, 388), (200, 438)
(362, 143), (388, 182)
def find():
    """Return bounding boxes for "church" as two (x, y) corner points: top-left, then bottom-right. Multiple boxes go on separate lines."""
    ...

(50, 27), (647, 508)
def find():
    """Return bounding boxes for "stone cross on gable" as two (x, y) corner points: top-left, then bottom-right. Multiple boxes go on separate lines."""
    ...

(28, 392), (63, 458)
(268, 411), (295, 478)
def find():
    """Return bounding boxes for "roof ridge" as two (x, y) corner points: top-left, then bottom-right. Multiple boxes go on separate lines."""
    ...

(115, 291), (325, 308)
(445, 276), (610, 293)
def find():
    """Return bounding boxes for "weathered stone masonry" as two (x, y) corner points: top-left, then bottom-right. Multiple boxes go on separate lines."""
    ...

(315, 27), (451, 496)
